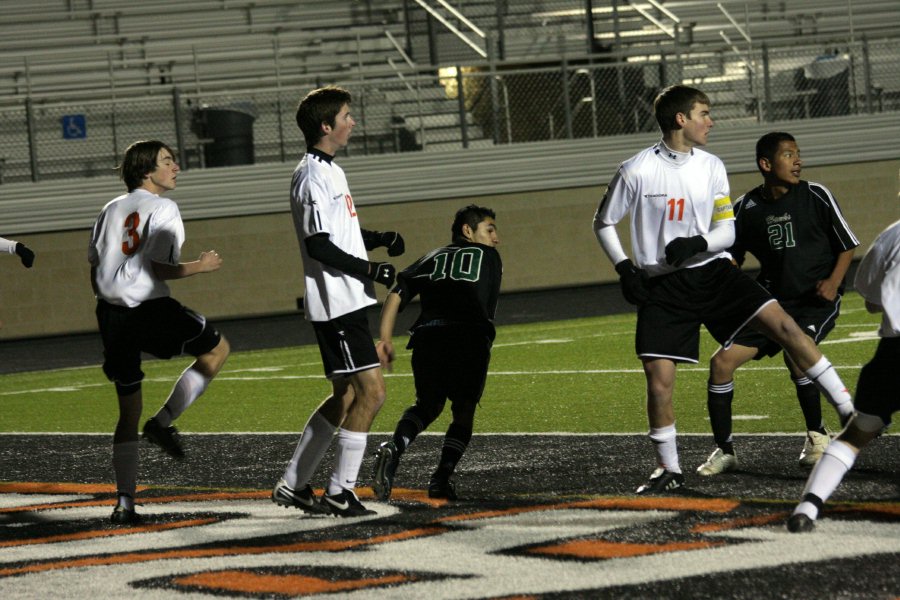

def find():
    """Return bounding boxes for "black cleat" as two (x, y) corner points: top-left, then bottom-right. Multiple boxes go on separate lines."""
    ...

(322, 488), (376, 517)
(636, 467), (684, 495)
(272, 479), (328, 515)
(142, 417), (185, 459)
(787, 513), (816, 533)
(372, 441), (399, 501)
(110, 505), (141, 525)
(427, 476), (458, 501)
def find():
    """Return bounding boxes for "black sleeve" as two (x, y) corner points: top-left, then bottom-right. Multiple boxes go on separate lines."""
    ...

(361, 229), (385, 251)
(305, 233), (369, 277)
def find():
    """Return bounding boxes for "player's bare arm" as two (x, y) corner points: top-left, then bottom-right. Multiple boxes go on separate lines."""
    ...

(152, 250), (222, 280)
(376, 292), (402, 371)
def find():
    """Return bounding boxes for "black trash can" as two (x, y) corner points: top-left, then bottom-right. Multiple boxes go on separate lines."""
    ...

(193, 106), (255, 167)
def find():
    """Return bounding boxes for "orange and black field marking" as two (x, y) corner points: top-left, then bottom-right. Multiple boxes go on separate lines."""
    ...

(1, 433), (897, 599)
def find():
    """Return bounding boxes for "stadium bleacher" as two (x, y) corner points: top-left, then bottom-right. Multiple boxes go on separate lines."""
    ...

(0, 0), (896, 184)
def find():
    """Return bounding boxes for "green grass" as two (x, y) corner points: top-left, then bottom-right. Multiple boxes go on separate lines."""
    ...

(0, 292), (880, 434)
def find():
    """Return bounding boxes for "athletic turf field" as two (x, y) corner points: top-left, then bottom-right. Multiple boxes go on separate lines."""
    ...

(1, 290), (897, 599)
(0, 291), (883, 434)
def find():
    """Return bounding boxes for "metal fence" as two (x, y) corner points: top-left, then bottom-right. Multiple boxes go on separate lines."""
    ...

(0, 35), (897, 184)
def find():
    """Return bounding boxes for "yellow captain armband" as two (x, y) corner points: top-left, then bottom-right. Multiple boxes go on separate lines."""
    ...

(712, 196), (734, 221)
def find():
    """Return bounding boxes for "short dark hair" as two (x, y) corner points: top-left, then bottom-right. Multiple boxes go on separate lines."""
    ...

(295, 86), (352, 147)
(119, 140), (174, 192)
(451, 204), (496, 242)
(654, 85), (710, 133)
(755, 131), (796, 174)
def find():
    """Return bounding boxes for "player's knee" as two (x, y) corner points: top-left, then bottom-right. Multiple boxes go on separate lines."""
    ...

(709, 352), (735, 382)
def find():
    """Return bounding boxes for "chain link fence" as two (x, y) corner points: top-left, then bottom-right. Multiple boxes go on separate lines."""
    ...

(0, 35), (897, 183)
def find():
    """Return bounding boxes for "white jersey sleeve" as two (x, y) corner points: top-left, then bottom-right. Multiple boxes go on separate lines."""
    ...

(0, 237), (17, 255)
(855, 219), (900, 337)
(290, 152), (376, 321)
(89, 189), (184, 307)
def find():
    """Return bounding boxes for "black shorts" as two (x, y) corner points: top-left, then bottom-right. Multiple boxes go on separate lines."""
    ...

(636, 259), (774, 363)
(731, 295), (842, 360)
(409, 325), (491, 411)
(312, 307), (380, 379)
(854, 336), (900, 425)
(96, 297), (221, 392)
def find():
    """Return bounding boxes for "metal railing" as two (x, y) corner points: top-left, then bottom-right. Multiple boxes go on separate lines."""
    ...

(0, 35), (898, 184)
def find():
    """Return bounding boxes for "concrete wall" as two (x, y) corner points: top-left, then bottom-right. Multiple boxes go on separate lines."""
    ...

(1, 158), (897, 339)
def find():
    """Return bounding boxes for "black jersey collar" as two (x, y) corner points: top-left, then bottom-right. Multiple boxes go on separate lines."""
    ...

(307, 147), (335, 164)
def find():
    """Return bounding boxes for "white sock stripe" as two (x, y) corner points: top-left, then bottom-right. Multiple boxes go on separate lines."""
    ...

(792, 376), (813, 386)
(707, 381), (734, 393)
(442, 439), (468, 452)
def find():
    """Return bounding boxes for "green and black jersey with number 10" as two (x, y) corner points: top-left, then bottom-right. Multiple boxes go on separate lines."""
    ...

(393, 241), (502, 342)
(730, 180), (858, 301)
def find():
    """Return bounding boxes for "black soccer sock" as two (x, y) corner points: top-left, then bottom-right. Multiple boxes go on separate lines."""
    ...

(707, 379), (735, 454)
(794, 376), (826, 433)
(392, 406), (428, 456)
(433, 423), (473, 479)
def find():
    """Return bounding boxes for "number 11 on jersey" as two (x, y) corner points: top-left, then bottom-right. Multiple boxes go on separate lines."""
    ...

(667, 198), (685, 221)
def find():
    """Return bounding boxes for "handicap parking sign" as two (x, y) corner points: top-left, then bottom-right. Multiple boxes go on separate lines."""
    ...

(62, 114), (86, 139)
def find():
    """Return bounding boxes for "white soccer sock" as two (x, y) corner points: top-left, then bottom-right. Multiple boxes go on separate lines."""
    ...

(154, 367), (209, 427)
(328, 428), (368, 496)
(804, 356), (853, 418)
(648, 424), (681, 474)
(283, 411), (336, 489)
(112, 441), (139, 501)
(794, 440), (857, 520)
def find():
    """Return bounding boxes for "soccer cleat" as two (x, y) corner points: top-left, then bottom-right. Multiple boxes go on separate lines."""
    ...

(798, 430), (831, 467)
(142, 417), (185, 459)
(372, 441), (399, 501)
(322, 488), (376, 517)
(110, 505), (141, 525)
(636, 467), (684, 495)
(696, 448), (738, 476)
(271, 479), (328, 515)
(427, 476), (458, 501)
(787, 513), (815, 533)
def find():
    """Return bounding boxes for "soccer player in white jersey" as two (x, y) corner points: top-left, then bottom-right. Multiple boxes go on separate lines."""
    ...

(789, 215), (900, 532)
(592, 85), (854, 495)
(271, 86), (405, 517)
(89, 140), (230, 524)
(0, 235), (34, 326)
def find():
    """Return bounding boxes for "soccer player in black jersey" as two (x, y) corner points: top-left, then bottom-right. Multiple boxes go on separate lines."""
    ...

(372, 205), (501, 501)
(697, 132), (859, 477)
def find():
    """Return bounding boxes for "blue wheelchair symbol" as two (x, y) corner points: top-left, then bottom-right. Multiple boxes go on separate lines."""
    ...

(62, 115), (87, 139)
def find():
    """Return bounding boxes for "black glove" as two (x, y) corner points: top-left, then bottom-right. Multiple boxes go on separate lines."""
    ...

(382, 232), (405, 257)
(664, 235), (707, 267)
(15, 243), (34, 268)
(615, 259), (650, 305)
(367, 261), (396, 288)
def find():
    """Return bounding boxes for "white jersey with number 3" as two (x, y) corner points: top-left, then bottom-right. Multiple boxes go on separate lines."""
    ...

(597, 143), (734, 277)
(291, 151), (375, 322)
(88, 189), (184, 307)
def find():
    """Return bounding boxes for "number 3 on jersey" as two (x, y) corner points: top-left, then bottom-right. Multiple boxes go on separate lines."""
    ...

(121, 211), (141, 255)
(431, 247), (483, 282)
